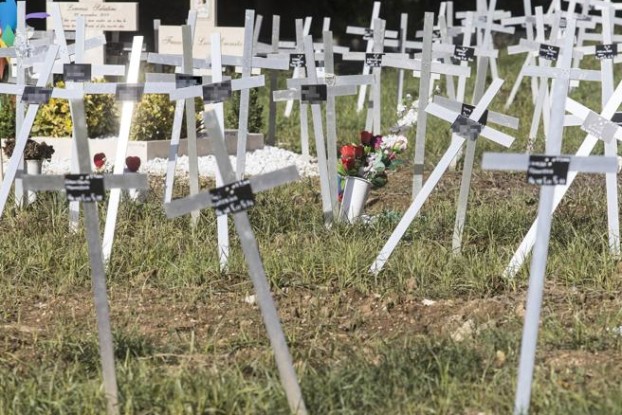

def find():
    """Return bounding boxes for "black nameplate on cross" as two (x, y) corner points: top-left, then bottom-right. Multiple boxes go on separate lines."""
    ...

(453, 46), (475, 62)
(300, 84), (328, 103)
(175, 74), (203, 89)
(363, 28), (374, 40)
(21, 86), (53, 105)
(209, 179), (256, 216)
(461, 103), (488, 125)
(116, 84), (144, 102)
(612, 112), (622, 127)
(596, 43), (618, 60)
(365, 53), (384, 68)
(202, 80), (232, 104)
(539, 44), (560, 61)
(289, 53), (306, 68)
(63, 63), (92, 82)
(527, 155), (570, 185)
(451, 114), (483, 141)
(64, 174), (105, 203)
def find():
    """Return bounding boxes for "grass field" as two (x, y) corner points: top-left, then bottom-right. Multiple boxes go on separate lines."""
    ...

(2, 48), (622, 414)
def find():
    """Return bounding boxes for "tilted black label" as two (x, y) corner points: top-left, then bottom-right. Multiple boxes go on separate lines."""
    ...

(202, 80), (232, 104)
(63, 63), (92, 82)
(21, 86), (53, 105)
(116, 84), (144, 101)
(527, 155), (570, 186)
(461, 103), (488, 125)
(365, 53), (384, 68)
(289, 53), (306, 68)
(300, 84), (327, 103)
(175, 74), (203, 89)
(209, 179), (255, 216)
(596, 43), (618, 60)
(64, 174), (105, 203)
(539, 44), (560, 61)
(453, 46), (475, 62)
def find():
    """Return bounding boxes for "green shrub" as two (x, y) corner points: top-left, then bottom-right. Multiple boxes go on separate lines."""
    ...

(130, 94), (203, 141)
(225, 87), (264, 133)
(31, 80), (119, 138)
(0, 96), (15, 139)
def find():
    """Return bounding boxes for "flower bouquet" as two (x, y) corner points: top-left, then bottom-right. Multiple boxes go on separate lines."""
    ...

(337, 130), (408, 192)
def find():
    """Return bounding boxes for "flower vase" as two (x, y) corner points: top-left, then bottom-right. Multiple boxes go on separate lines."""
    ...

(339, 176), (372, 223)
(25, 159), (42, 204)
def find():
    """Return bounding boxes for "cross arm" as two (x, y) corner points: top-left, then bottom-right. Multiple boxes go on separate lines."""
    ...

(522, 65), (601, 81)
(346, 26), (399, 39)
(169, 75), (266, 101)
(22, 174), (149, 192)
(433, 96), (520, 129)
(286, 74), (375, 88)
(273, 84), (357, 101)
(481, 153), (618, 173)
(565, 97), (622, 142)
(164, 166), (300, 218)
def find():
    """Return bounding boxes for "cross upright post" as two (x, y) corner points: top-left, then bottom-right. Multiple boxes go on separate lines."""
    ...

(165, 109), (308, 415)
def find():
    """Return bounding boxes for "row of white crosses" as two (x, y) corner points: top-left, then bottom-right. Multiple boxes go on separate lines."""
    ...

(482, 17), (619, 414)
(0, 12), (148, 414)
(503, 1), (622, 278)
(0, 3), (126, 222)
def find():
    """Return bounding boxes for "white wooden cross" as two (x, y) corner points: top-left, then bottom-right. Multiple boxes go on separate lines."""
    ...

(481, 152), (617, 415)
(528, 14), (601, 151)
(278, 35), (374, 220)
(273, 35), (360, 225)
(164, 109), (307, 415)
(369, 79), (514, 275)
(167, 38), (265, 267)
(49, 6), (126, 232)
(502, 80), (622, 279)
(342, 18), (390, 134)
(435, 94), (519, 254)
(22, 62), (148, 415)
(346, 1), (398, 112)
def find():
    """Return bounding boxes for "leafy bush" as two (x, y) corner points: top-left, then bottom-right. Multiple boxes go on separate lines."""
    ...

(0, 96), (15, 139)
(31, 80), (119, 138)
(130, 94), (203, 141)
(226, 87), (264, 133)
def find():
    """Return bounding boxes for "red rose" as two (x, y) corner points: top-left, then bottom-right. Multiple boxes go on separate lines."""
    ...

(341, 157), (356, 171)
(340, 144), (357, 159)
(354, 145), (364, 158)
(93, 152), (106, 169)
(125, 156), (141, 172)
(360, 130), (373, 145)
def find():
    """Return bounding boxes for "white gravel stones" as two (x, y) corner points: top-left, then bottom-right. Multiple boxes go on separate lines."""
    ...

(2, 146), (319, 179)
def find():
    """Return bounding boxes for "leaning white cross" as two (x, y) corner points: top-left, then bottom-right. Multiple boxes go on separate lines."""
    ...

(432, 94), (520, 253)
(369, 78), (514, 275)
(164, 109), (308, 415)
(481, 153), (617, 415)
(22, 66), (148, 415)
(502, 80), (622, 279)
